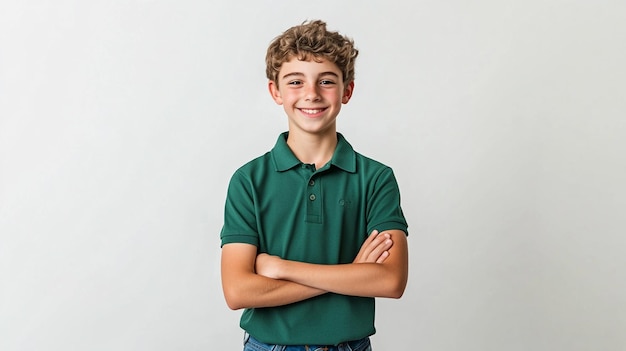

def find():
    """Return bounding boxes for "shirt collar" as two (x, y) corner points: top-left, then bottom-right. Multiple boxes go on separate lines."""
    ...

(271, 132), (357, 173)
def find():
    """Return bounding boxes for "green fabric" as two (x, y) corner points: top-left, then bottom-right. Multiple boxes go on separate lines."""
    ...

(221, 132), (408, 345)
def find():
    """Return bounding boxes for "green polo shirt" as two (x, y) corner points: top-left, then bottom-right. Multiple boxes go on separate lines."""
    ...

(221, 132), (408, 345)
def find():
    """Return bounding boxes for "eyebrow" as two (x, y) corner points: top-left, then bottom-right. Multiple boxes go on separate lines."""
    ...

(281, 71), (340, 80)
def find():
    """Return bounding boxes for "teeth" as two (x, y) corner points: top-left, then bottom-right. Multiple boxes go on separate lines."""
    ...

(301, 108), (324, 114)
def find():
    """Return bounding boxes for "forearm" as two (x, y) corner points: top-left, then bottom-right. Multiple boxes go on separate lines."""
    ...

(258, 230), (408, 298)
(221, 243), (327, 310)
(223, 272), (326, 310)
(278, 261), (405, 298)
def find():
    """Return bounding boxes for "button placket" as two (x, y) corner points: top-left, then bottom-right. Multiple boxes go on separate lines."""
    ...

(305, 175), (322, 223)
(308, 177), (317, 201)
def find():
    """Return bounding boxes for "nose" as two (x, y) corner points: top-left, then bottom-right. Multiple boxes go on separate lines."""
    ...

(304, 83), (321, 101)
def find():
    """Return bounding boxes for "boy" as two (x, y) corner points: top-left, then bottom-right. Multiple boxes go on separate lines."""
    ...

(220, 20), (409, 351)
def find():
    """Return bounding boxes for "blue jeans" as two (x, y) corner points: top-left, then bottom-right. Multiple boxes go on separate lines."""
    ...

(243, 333), (372, 351)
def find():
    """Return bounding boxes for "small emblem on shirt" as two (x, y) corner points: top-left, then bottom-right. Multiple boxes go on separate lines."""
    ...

(339, 199), (352, 207)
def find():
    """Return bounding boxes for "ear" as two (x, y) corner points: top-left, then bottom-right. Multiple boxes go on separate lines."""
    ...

(342, 81), (354, 104)
(268, 80), (283, 105)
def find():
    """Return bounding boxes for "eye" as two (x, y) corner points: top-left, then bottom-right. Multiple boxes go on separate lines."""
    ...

(319, 80), (335, 85)
(287, 80), (302, 86)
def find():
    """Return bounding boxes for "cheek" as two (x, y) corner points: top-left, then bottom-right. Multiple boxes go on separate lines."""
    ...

(319, 89), (337, 98)
(334, 94), (345, 103)
(282, 92), (300, 104)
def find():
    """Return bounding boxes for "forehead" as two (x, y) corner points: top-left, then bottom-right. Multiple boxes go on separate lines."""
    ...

(278, 57), (342, 80)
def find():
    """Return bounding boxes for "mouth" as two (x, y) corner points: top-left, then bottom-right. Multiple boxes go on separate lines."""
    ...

(298, 107), (327, 116)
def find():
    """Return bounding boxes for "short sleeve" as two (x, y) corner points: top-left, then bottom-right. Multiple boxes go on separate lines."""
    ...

(366, 167), (409, 236)
(220, 170), (260, 247)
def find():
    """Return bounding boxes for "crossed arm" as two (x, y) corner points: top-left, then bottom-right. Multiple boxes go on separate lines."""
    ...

(221, 229), (408, 310)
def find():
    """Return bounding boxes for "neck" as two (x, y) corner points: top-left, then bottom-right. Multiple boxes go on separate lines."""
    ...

(287, 131), (338, 169)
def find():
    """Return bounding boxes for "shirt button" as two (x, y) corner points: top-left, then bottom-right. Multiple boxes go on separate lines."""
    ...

(309, 194), (316, 201)
(309, 180), (315, 186)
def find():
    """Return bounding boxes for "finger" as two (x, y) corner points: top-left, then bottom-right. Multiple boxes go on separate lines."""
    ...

(376, 250), (389, 264)
(366, 235), (393, 262)
(355, 230), (381, 262)
(362, 233), (386, 261)
(365, 230), (380, 244)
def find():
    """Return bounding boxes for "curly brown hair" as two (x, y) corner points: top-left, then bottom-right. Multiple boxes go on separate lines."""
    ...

(265, 20), (359, 84)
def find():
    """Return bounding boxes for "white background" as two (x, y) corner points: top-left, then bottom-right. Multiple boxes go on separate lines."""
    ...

(1, 1), (625, 350)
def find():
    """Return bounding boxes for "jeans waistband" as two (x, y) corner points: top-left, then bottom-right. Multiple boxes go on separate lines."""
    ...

(243, 332), (372, 351)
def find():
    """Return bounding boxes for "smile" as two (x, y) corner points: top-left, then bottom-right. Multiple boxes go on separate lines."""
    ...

(299, 108), (327, 115)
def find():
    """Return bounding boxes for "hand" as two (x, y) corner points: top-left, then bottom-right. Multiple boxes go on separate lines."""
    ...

(255, 253), (283, 279)
(353, 230), (393, 264)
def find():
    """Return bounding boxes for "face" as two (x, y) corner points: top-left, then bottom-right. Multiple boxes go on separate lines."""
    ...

(268, 57), (354, 138)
